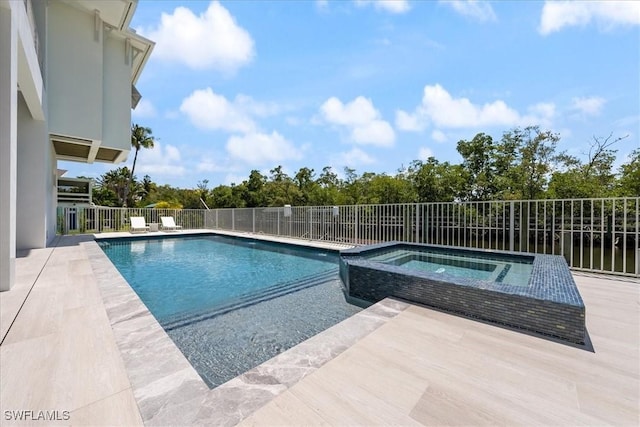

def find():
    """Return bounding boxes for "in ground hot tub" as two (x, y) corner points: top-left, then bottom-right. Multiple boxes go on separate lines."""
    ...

(339, 242), (585, 344)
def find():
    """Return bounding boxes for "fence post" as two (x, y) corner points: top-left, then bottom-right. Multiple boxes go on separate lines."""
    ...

(415, 203), (419, 243)
(520, 201), (530, 252)
(63, 207), (68, 235)
(561, 231), (573, 266)
(252, 209), (255, 233)
(424, 204), (429, 244)
(232, 209), (235, 231)
(355, 207), (359, 244)
(509, 201), (515, 251)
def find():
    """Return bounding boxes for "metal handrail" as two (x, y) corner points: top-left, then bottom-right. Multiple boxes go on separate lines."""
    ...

(205, 198), (639, 277)
(57, 198), (640, 277)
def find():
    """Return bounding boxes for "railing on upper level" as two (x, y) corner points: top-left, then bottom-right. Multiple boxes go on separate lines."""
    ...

(57, 177), (93, 206)
(57, 198), (640, 276)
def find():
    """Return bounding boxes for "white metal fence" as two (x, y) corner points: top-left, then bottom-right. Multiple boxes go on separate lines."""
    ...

(56, 207), (208, 234)
(58, 198), (639, 276)
(208, 198), (640, 277)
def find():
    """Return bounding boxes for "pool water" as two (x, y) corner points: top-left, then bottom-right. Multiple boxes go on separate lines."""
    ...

(101, 236), (338, 321)
(368, 249), (533, 286)
(99, 236), (361, 388)
(169, 277), (357, 388)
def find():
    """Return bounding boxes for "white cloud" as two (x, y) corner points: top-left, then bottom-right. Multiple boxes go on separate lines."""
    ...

(396, 84), (555, 131)
(132, 99), (156, 119)
(320, 96), (395, 146)
(431, 130), (447, 143)
(352, 121), (395, 146)
(539, 1), (640, 35)
(440, 0), (497, 22)
(332, 147), (376, 166)
(396, 110), (426, 132)
(528, 102), (555, 119)
(180, 89), (284, 133)
(226, 131), (303, 165)
(524, 102), (555, 127)
(418, 147), (434, 160)
(196, 157), (227, 173)
(355, 0), (411, 14)
(572, 96), (606, 116)
(141, 1), (254, 72)
(136, 143), (185, 176)
(180, 88), (256, 133)
(234, 94), (282, 117)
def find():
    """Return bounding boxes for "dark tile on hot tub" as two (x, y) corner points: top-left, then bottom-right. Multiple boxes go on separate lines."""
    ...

(339, 242), (585, 344)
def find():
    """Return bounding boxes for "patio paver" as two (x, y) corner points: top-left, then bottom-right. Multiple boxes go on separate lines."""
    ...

(1, 232), (638, 426)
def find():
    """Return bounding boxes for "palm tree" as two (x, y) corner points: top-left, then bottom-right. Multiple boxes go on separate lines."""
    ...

(98, 167), (131, 206)
(125, 124), (155, 207)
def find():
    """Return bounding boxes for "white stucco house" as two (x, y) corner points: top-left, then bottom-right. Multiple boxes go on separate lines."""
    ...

(0, 0), (153, 291)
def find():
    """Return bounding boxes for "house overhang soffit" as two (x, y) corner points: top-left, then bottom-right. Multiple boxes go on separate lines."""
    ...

(58, 0), (154, 84)
(51, 134), (128, 165)
(60, 0), (136, 31)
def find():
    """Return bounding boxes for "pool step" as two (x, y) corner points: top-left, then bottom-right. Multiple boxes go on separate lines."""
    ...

(369, 250), (414, 264)
(162, 268), (339, 331)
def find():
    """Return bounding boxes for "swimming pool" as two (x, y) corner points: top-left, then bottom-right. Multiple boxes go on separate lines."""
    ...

(99, 235), (361, 387)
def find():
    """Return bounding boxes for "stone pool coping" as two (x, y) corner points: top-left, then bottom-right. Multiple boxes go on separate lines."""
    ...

(340, 241), (586, 344)
(86, 232), (408, 426)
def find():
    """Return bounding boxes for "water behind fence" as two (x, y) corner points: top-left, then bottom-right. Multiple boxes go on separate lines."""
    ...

(58, 197), (639, 276)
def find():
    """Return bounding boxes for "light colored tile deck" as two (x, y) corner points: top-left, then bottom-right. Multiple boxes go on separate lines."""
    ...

(0, 235), (142, 427)
(0, 245), (54, 342)
(241, 274), (640, 426)
(1, 231), (638, 426)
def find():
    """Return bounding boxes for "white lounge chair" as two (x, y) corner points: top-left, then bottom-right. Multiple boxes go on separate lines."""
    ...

(130, 216), (150, 233)
(160, 216), (182, 231)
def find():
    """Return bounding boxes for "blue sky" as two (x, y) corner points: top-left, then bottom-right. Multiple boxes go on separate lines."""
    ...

(61, 0), (640, 188)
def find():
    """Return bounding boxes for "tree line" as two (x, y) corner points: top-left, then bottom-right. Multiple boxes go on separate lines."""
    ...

(90, 126), (639, 209)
